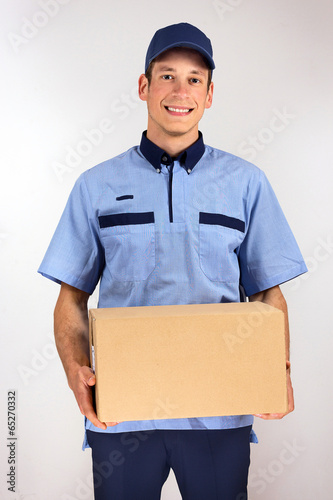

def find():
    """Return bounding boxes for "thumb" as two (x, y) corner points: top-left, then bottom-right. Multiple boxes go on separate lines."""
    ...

(87, 373), (96, 386)
(81, 366), (96, 386)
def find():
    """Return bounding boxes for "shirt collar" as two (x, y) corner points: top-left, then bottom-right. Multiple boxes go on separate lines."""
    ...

(139, 131), (205, 174)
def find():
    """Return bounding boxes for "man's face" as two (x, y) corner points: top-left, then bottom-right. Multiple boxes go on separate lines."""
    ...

(139, 48), (213, 145)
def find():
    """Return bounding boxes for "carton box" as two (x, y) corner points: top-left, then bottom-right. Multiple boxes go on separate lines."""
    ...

(89, 302), (287, 423)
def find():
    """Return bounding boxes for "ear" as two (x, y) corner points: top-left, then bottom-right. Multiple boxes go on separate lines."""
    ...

(138, 74), (149, 102)
(205, 81), (214, 109)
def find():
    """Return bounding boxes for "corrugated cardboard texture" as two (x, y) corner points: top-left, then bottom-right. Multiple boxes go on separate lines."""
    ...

(89, 302), (287, 422)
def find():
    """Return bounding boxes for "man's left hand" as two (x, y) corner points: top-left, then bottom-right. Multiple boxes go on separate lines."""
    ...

(253, 368), (294, 420)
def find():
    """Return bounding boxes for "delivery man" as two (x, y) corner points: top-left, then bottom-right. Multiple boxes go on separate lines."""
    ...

(38, 22), (307, 500)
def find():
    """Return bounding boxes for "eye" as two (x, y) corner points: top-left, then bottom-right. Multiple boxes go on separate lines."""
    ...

(162, 74), (173, 80)
(190, 78), (201, 84)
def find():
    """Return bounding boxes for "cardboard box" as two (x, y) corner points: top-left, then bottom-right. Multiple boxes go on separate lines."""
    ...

(89, 302), (287, 423)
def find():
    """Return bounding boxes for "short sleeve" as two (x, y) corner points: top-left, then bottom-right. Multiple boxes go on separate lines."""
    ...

(238, 170), (307, 296)
(38, 174), (104, 294)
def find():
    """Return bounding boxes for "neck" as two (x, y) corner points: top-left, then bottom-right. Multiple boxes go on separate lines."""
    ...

(146, 128), (199, 157)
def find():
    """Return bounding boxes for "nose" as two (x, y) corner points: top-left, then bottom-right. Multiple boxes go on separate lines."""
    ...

(171, 79), (189, 99)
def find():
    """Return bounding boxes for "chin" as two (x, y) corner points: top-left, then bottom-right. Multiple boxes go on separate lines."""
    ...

(164, 124), (196, 137)
(166, 130), (189, 137)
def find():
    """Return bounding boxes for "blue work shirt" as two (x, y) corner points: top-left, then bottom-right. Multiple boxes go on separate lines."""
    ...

(38, 131), (307, 448)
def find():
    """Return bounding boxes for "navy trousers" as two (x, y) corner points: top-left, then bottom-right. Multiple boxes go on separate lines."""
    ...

(86, 426), (251, 500)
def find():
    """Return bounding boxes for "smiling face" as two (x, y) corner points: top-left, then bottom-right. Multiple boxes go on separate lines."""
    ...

(139, 48), (214, 154)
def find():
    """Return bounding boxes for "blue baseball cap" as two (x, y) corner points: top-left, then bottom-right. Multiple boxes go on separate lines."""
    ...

(145, 22), (215, 73)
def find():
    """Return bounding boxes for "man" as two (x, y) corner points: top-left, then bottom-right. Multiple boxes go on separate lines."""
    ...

(39, 23), (307, 500)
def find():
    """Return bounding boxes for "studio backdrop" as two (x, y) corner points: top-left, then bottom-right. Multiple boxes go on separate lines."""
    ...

(1, 1), (332, 499)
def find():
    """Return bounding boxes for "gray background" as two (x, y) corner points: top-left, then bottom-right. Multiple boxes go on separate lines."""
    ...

(1, 0), (332, 498)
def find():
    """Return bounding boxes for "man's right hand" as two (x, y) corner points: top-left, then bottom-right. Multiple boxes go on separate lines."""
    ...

(54, 283), (120, 430)
(70, 365), (120, 430)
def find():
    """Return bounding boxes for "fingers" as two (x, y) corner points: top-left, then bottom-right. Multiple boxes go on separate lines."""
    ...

(254, 395), (294, 419)
(253, 372), (295, 420)
(253, 398), (294, 420)
(253, 412), (286, 420)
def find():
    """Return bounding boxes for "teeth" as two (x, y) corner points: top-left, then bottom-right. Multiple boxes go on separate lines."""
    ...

(167, 107), (191, 113)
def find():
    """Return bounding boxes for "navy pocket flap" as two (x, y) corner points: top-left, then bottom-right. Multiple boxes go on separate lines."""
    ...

(99, 212), (155, 228)
(199, 212), (245, 233)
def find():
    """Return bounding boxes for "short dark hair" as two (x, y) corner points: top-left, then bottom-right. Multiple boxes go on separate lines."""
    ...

(145, 48), (212, 92)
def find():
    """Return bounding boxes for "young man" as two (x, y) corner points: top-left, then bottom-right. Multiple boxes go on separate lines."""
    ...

(39, 23), (307, 500)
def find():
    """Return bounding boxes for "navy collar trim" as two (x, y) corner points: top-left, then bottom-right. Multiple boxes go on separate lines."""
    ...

(139, 131), (205, 173)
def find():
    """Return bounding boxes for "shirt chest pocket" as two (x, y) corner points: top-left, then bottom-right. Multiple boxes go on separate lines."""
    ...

(199, 212), (245, 283)
(98, 212), (155, 282)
